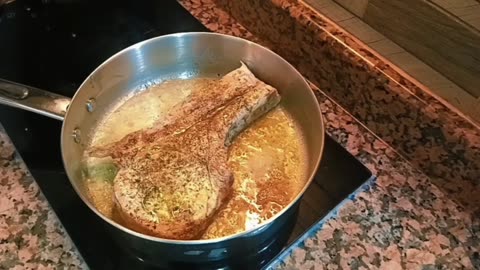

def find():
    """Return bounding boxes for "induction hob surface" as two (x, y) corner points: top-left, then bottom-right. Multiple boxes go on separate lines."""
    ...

(0, 1), (372, 269)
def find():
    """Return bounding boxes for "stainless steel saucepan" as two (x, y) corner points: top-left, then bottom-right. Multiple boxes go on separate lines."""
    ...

(0, 32), (324, 266)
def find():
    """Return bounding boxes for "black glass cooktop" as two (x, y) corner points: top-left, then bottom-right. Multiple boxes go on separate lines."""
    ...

(0, 0), (373, 269)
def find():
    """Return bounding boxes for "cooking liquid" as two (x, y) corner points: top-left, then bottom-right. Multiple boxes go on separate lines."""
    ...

(84, 78), (307, 239)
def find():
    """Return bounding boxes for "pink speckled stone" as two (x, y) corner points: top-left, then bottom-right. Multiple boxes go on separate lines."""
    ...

(0, 130), (87, 269)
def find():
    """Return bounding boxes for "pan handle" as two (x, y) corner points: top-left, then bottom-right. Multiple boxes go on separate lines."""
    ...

(0, 79), (70, 121)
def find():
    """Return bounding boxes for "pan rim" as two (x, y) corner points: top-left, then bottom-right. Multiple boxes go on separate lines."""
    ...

(60, 31), (325, 245)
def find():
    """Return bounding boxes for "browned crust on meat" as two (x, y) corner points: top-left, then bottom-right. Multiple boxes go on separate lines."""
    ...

(87, 62), (260, 162)
(86, 63), (281, 240)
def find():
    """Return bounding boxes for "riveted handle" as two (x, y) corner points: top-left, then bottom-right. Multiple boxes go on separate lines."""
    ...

(0, 79), (71, 121)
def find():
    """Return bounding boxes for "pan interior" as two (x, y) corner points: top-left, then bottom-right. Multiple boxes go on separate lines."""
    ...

(81, 72), (309, 240)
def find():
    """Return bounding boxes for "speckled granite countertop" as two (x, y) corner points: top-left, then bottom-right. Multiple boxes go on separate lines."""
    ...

(1, 0), (479, 269)
(269, 85), (479, 270)
(0, 130), (87, 269)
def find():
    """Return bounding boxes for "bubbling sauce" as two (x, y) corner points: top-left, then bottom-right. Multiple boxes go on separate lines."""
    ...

(83, 78), (307, 239)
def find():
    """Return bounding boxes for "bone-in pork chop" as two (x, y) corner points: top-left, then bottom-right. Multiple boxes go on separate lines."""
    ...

(88, 64), (281, 239)
(88, 63), (264, 163)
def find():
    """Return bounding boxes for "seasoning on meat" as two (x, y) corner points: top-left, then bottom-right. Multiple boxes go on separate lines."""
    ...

(87, 63), (281, 239)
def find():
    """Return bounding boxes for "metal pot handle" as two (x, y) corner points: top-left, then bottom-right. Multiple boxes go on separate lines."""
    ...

(0, 79), (71, 121)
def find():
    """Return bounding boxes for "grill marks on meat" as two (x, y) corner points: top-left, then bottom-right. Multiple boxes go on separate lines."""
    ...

(87, 63), (281, 239)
